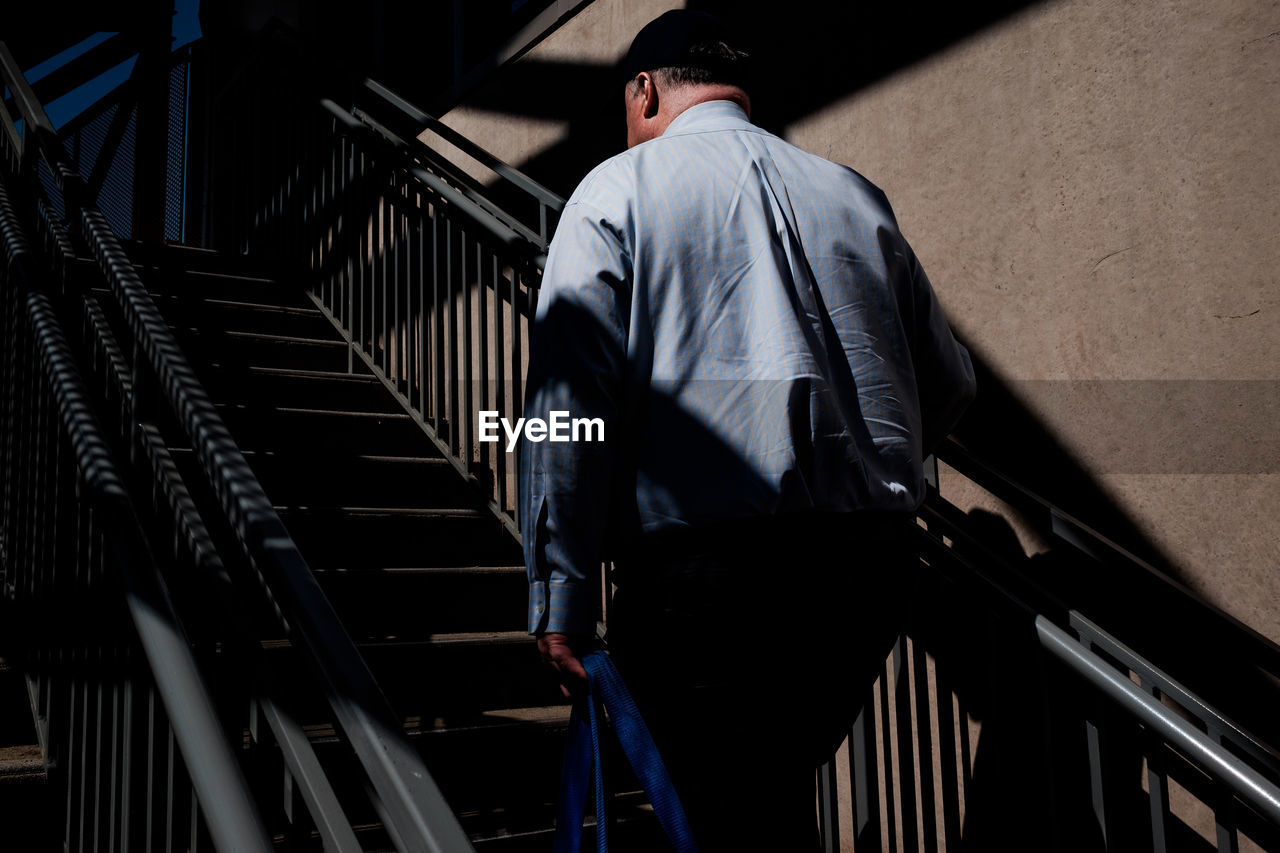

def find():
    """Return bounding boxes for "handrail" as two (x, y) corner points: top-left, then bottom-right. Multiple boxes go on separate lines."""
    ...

(1067, 610), (1280, 776)
(1038, 616), (1280, 826)
(0, 39), (475, 853)
(332, 100), (541, 254)
(363, 77), (565, 213)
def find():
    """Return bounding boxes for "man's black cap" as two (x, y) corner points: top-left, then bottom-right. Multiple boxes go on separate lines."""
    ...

(622, 10), (747, 85)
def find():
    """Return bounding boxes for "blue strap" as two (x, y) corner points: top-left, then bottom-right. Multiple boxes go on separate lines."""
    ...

(553, 651), (700, 853)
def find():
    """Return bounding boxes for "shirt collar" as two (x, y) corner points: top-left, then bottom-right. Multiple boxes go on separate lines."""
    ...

(662, 100), (753, 137)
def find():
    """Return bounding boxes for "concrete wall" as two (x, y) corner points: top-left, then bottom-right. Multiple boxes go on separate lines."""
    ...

(442, 0), (1279, 648)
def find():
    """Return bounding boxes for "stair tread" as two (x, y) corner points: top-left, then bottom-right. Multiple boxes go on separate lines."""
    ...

(94, 285), (321, 317)
(183, 268), (280, 286)
(169, 448), (447, 465)
(275, 506), (486, 518)
(205, 329), (347, 346)
(261, 631), (529, 652)
(274, 706), (567, 750)
(161, 296), (323, 315)
(0, 745), (45, 779)
(216, 402), (414, 419)
(463, 792), (655, 842)
(236, 365), (381, 383)
(314, 565), (523, 575)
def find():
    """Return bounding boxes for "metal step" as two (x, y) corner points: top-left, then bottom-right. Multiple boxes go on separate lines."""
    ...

(277, 506), (519, 569)
(131, 242), (287, 282)
(467, 793), (667, 853)
(0, 744), (44, 784)
(196, 366), (398, 413)
(170, 448), (471, 508)
(313, 566), (527, 636)
(215, 404), (434, 457)
(153, 294), (337, 339)
(178, 327), (355, 372)
(261, 631), (557, 717)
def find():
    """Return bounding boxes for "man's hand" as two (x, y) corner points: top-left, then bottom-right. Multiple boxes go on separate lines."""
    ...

(537, 632), (590, 700)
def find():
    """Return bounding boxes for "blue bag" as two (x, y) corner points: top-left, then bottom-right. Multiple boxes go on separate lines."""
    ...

(552, 651), (700, 853)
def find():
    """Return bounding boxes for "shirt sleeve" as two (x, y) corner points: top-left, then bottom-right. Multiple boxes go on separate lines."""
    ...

(905, 244), (977, 455)
(520, 198), (632, 636)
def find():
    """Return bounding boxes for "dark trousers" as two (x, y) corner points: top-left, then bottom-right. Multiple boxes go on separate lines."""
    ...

(607, 513), (912, 852)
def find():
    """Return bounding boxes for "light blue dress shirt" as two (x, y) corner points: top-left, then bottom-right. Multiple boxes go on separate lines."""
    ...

(522, 101), (975, 635)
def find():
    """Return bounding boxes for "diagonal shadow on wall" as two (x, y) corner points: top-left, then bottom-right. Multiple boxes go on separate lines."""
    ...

(451, 0), (1056, 197)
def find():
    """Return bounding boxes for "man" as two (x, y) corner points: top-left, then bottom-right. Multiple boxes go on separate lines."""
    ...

(521, 10), (976, 850)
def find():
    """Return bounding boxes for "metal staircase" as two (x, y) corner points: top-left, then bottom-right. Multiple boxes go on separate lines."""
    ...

(2, 12), (1280, 853)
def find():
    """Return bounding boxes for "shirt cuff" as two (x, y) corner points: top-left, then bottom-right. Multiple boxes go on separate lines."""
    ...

(528, 578), (598, 636)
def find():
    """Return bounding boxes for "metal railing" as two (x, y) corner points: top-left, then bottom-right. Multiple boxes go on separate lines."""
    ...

(0, 162), (271, 851)
(812, 443), (1280, 853)
(229, 74), (561, 538)
(1, 40), (475, 852)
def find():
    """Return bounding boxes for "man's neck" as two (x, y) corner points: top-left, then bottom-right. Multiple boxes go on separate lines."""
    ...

(662, 84), (751, 128)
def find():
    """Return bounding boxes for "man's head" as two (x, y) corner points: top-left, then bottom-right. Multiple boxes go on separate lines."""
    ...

(622, 10), (752, 148)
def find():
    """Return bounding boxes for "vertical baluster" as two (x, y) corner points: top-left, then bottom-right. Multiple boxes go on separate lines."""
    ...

(367, 159), (375, 362)
(849, 692), (882, 850)
(895, 637), (919, 853)
(913, 638), (938, 853)
(1146, 742), (1170, 853)
(493, 255), (506, 512)
(402, 192), (413, 402)
(933, 664), (962, 850)
(328, 134), (338, 308)
(433, 210), (444, 435)
(358, 153), (368, 363)
(1214, 792), (1240, 853)
(165, 726), (176, 853)
(401, 189), (410, 395)
(477, 243), (489, 499)
(189, 788), (201, 853)
(145, 687), (157, 852)
(461, 232), (473, 476)
(329, 133), (339, 319)
(64, 667), (79, 852)
(817, 755), (840, 853)
(509, 266), (524, 531)
(93, 662), (106, 850)
(1085, 698), (1142, 852)
(340, 144), (352, 370)
(879, 654), (899, 853)
(446, 218), (458, 454)
(118, 673), (135, 853)
(418, 196), (427, 417)
(957, 689), (973, 818)
(392, 185), (402, 390)
(380, 191), (390, 377)
(344, 141), (355, 360)
(80, 662), (95, 853)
